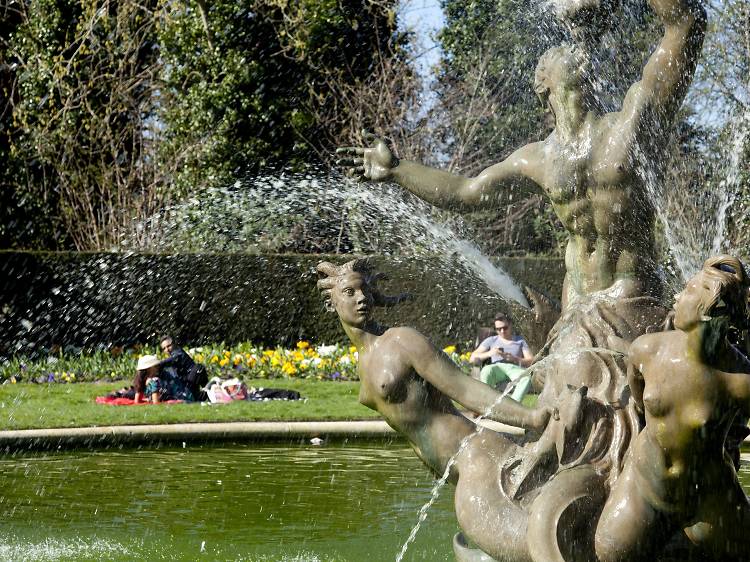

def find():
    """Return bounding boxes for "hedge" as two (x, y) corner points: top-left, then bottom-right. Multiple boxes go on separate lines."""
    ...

(0, 251), (564, 357)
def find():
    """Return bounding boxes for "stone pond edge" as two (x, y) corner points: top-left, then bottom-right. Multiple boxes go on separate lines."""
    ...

(0, 419), (524, 450)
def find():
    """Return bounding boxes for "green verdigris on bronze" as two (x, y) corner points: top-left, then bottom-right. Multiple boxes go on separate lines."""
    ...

(595, 255), (750, 562)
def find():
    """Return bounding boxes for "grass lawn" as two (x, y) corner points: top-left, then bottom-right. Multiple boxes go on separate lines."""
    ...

(0, 379), (380, 430)
(0, 380), (539, 431)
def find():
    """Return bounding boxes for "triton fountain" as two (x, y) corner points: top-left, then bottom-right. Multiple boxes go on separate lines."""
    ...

(331, 0), (750, 560)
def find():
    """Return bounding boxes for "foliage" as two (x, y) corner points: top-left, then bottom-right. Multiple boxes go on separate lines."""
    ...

(155, 0), (408, 199)
(691, 0), (750, 253)
(4, 0), (164, 250)
(1, 0), (409, 250)
(0, 340), (473, 384)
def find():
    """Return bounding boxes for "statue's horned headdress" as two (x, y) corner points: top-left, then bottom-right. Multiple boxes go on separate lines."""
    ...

(701, 255), (750, 326)
(316, 258), (411, 311)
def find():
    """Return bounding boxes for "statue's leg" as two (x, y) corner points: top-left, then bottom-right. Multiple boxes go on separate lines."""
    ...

(594, 463), (677, 562)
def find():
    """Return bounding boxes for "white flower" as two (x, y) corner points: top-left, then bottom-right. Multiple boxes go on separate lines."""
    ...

(337, 356), (351, 365)
(316, 345), (338, 357)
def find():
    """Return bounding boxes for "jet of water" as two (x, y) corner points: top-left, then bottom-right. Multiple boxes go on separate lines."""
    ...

(120, 172), (529, 307)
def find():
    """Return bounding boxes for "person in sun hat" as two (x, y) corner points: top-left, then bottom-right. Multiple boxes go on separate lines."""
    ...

(133, 353), (193, 404)
(132, 354), (161, 403)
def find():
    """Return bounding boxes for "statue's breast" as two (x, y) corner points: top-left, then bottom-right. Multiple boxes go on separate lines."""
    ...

(643, 393), (671, 418)
(359, 351), (411, 405)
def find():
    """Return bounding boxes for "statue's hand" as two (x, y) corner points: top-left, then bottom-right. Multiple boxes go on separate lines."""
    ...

(336, 130), (399, 182)
(528, 406), (555, 433)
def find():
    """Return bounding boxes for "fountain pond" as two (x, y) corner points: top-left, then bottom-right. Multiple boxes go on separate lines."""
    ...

(0, 442), (460, 561)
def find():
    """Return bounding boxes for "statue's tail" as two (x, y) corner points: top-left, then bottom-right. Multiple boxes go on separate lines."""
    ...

(526, 465), (606, 562)
(452, 532), (502, 562)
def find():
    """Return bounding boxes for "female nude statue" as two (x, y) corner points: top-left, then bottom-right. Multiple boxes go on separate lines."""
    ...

(316, 258), (557, 561)
(595, 255), (750, 562)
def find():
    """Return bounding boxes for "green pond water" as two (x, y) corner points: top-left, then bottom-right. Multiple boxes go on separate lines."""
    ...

(0, 443), (457, 561)
(2, 444), (750, 562)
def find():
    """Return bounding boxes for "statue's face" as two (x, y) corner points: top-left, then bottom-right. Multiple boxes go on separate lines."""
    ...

(331, 272), (374, 328)
(673, 272), (719, 330)
(535, 47), (585, 125)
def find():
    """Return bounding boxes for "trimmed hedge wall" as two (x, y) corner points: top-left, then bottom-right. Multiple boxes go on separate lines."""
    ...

(0, 251), (564, 356)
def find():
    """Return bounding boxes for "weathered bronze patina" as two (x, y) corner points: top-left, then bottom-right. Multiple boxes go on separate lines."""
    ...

(317, 258), (555, 560)
(596, 255), (750, 562)
(327, 0), (750, 560)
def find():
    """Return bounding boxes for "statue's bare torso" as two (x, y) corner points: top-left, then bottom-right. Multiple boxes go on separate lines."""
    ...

(525, 112), (657, 306)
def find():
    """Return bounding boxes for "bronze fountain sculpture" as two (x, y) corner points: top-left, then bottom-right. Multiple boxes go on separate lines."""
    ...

(328, 0), (750, 560)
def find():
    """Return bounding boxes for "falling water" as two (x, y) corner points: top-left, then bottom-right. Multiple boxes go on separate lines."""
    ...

(394, 343), (626, 560)
(711, 107), (750, 255)
(121, 172), (529, 307)
(395, 382), (516, 562)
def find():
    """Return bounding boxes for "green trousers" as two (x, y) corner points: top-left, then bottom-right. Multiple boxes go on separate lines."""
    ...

(479, 362), (531, 403)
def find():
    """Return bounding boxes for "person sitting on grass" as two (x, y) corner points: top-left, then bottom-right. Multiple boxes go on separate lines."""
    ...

(160, 336), (208, 401)
(470, 313), (534, 402)
(133, 354), (193, 404)
(316, 257), (556, 561)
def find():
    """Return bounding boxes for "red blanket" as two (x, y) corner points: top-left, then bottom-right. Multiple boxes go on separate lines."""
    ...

(95, 396), (184, 406)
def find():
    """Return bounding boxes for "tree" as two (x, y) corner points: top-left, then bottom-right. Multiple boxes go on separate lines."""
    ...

(1, 0), (413, 250)
(4, 0), (163, 250)
(156, 0), (410, 198)
(689, 0), (750, 254)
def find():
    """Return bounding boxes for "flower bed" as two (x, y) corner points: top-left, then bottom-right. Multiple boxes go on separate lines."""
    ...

(0, 342), (472, 384)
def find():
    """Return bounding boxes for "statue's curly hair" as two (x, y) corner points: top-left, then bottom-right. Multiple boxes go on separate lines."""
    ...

(700, 255), (749, 327)
(316, 258), (406, 311)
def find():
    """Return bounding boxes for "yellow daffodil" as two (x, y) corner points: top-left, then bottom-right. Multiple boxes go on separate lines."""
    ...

(296, 341), (310, 350)
(219, 358), (229, 367)
(443, 345), (457, 355)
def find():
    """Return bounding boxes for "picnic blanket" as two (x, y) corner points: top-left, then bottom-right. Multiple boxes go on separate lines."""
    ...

(95, 396), (184, 406)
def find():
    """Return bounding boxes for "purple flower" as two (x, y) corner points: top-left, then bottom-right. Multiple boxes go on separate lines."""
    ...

(331, 371), (341, 380)
(47, 373), (55, 382)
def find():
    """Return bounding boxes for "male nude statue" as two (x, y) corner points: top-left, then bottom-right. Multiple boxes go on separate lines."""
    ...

(338, 0), (705, 413)
(338, 0), (705, 312)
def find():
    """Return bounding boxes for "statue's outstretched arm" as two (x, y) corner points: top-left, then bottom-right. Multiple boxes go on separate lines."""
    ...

(619, 0), (706, 133)
(337, 132), (544, 212)
(398, 328), (552, 431)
